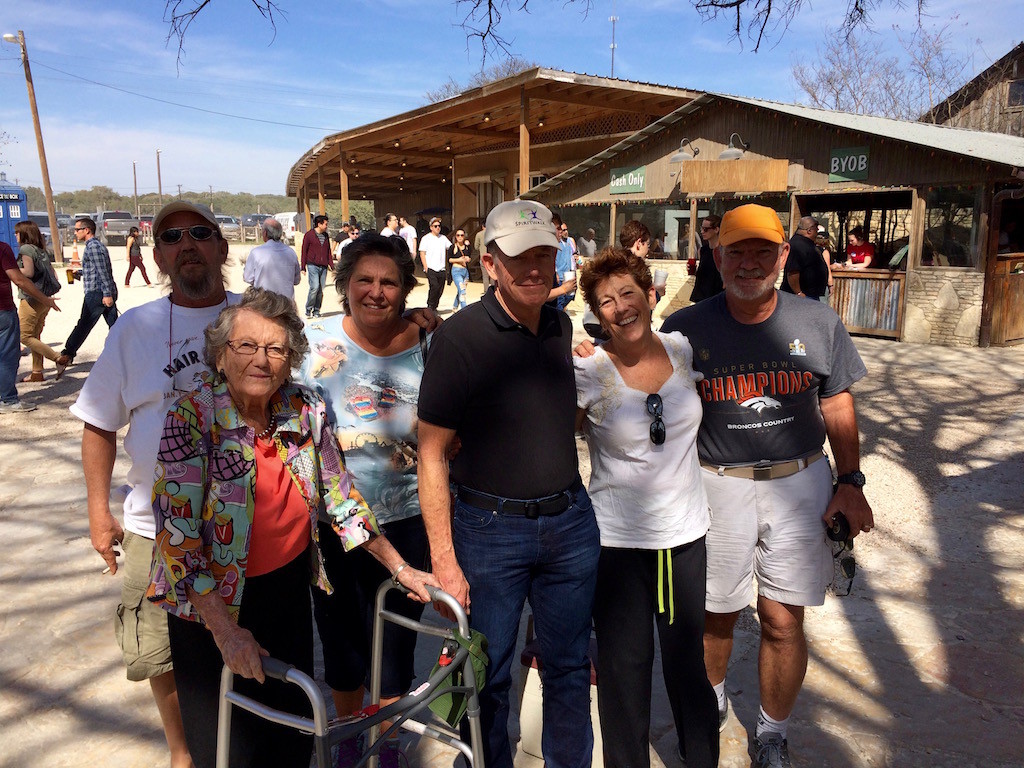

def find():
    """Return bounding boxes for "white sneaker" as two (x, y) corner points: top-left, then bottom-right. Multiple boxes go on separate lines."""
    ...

(0, 400), (37, 414)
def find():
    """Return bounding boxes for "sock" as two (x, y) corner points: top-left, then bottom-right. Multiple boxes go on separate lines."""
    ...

(756, 706), (789, 740)
(713, 680), (727, 711)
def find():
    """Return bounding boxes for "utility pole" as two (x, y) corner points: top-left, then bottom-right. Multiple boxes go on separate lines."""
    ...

(177, 184), (182, 200)
(609, 1), (618, 78)
(156, 149), (163, 205)
(132, 160), (139, 217)
(3, 30), (62, 260)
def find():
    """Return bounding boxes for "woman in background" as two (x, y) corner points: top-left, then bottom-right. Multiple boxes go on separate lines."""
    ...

(15, 220), (69, 382)
(125, 226), (152, 286)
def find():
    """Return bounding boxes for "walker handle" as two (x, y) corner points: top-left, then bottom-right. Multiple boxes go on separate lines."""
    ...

(260, 657), (295, 682)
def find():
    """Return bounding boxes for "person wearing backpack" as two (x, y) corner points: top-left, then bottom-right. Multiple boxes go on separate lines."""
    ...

(15, 220), (69, 383)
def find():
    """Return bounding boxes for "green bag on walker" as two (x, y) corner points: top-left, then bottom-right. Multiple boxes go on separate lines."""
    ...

(427, 629), (488, 727)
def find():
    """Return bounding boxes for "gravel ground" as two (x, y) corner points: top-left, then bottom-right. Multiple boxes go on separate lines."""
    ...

(1, 245), (1022, 767)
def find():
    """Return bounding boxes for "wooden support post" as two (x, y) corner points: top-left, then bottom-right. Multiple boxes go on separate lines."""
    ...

(519, 86), (530, 201)
(609, 202), (617, 248)
(689, 198), (698, 259)
(317, 166), (326, 215)
(339, 153), (350, 223)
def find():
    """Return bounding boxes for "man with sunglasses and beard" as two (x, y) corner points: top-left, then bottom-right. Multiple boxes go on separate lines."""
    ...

(660, 204), (873, 768)
(71, 202), (235, 767)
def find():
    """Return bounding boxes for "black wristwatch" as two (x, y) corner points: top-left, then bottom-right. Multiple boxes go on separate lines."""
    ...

(836, 470), (866, 488)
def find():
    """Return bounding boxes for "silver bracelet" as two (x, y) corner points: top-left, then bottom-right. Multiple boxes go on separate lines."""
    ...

(391, 562), (411, 587)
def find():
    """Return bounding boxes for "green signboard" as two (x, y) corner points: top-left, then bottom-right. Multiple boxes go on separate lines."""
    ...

(829, 146), (870, 182)
(609, 165), (646, 194)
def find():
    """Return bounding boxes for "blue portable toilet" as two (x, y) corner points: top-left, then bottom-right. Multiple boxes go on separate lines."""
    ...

(0, 172), (29, 252)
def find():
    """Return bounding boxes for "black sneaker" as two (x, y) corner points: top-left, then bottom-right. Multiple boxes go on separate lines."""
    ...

(752, 731), (791, 768)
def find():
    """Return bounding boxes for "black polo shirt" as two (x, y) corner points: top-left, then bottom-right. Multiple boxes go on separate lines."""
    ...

(418, 287), (578, 499)
(781, 233), (829, 299)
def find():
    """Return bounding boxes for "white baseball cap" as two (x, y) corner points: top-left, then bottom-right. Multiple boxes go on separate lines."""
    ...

(483, 200), (559, 257)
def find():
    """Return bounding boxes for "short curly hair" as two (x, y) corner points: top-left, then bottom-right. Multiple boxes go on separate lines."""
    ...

(333, 232), (417, 314)
(618, 220), (651, 250)
(580, 247), (653, 313)
(204, 287), (310, 373)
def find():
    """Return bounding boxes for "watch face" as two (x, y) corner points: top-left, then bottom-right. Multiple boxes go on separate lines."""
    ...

(840, 471), (866, 487)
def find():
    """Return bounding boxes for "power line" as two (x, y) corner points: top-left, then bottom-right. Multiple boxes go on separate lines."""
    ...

(30, 60), (336, 132)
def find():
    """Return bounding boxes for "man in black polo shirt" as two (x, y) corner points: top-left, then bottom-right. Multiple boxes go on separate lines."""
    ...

(418, 200), (600, 768)
(780, 215), (830, 301)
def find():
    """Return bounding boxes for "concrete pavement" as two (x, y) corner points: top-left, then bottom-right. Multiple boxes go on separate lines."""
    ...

(1, 243), (1022, 766)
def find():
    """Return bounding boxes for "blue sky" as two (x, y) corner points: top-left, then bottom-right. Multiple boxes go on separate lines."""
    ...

(1, 0), (1020, 197)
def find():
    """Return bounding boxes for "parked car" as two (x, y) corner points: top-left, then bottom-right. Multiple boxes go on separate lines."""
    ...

(139, 215), (154, 241)
(241, 213), (267, 228)
(26, 211), (60, 260)
(94, 210), (139, 246)
(274, 211), (300, 245)
(215, 215), (241, 241)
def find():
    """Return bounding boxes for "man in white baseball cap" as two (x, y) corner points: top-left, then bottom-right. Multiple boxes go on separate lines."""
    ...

(416, 199), (600, 768)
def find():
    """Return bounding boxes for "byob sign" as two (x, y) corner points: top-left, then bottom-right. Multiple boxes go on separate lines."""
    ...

(610, 165), (646, 194)
(829, 147), (870, 182)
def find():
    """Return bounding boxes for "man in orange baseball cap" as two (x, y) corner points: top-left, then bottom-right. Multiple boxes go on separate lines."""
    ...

(661, 203), (873, 767)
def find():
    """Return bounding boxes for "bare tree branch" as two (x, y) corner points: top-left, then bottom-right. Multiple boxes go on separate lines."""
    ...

(455, 0), (592, 63)
(163, 0), (285, 69)
(425, 55), (540, 102)
(791, 19), (968, 120)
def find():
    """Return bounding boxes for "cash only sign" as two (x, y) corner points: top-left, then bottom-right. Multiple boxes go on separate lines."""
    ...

(610, 165), (646, 194)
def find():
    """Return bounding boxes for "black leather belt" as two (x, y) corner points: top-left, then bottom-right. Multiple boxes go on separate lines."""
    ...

(456, 479), (583, 519)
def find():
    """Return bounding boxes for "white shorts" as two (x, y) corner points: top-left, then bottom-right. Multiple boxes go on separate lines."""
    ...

(702, 457), (833, 612)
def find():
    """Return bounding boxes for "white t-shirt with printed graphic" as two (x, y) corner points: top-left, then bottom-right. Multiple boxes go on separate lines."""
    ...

(70, 293), (241, 538)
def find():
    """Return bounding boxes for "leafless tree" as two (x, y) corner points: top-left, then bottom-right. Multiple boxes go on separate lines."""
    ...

(163, 0), (929, 60)
(792, 21), (968, 120)
(164, 0), (285, 66)
(425, 55), (540, 102)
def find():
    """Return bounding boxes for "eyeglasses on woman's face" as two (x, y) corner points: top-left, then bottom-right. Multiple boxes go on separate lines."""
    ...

(646, 393), (666, 445)
(226, 340), (290, 360)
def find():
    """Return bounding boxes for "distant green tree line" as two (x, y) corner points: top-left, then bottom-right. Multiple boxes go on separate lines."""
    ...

(23, 186), (376, 229)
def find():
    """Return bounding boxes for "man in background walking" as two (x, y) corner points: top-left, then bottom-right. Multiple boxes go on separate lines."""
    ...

(62, 217), (118, 362)
(301, 214), (332, 318)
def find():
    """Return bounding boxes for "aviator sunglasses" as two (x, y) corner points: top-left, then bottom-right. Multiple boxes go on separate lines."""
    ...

(646, 393), (666, 446)
(157, 225), (217, 244)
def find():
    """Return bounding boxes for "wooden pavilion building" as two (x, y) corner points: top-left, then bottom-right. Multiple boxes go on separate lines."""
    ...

(287, 72), (1024, 347)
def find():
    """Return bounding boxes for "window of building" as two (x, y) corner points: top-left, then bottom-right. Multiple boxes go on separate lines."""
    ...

(513, 174), (548, 197)
(922, 186), (982, 268)
(1008, 79), (1024, 108)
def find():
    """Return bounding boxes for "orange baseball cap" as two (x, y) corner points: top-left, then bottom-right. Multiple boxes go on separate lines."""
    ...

(719, 204), (786, 246)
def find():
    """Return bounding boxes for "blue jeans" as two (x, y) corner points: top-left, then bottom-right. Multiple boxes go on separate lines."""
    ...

(305, 264), (327, 315)
(62, 290), (118, 360)
(454, 483), (600, 768)
(0, 309), (21, 404)
(451, 265), (469, 309)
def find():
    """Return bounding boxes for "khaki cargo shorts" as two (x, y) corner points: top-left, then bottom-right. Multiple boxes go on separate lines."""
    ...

(114, 530), (173, 681)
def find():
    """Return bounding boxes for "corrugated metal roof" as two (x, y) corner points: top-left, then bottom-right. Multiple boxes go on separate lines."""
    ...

(520, 95), (716, 199)
(523, 93), (1024, 199)
(726, 95), (1024, 167)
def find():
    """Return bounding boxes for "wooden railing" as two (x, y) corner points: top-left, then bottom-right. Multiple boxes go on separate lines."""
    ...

(830, 269), (905, 339)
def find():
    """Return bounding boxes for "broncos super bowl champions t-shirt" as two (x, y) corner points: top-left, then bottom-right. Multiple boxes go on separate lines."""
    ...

(661, 291), (866, 466)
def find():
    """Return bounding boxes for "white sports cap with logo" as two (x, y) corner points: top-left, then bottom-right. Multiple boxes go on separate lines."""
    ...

(153, 201), (222, 237)
(483, 200), (559, 257)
